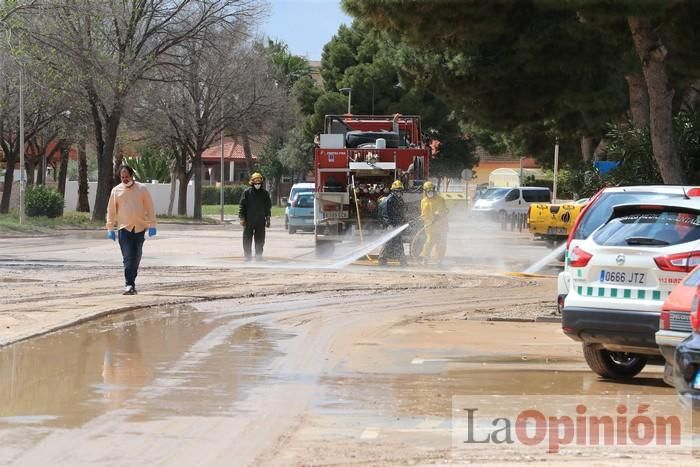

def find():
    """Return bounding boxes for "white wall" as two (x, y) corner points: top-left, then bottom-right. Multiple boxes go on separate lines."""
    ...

(63, 181), (194, 216)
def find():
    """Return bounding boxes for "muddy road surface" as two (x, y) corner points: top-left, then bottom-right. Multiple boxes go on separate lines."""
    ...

(0, 219), (689, 465)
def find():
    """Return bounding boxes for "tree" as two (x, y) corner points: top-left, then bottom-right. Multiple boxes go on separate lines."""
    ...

(124, 145), (172, 184)
(343, 0), (700, 183)
(0, 47), (68, 213)
(301, 20), (477, 178)
(266, 39), (312, 87)
(256, 137), (285, 203)
(132, 31), (285, 218)
(14, 0), (265, 221)
(278, 128), (314, 179)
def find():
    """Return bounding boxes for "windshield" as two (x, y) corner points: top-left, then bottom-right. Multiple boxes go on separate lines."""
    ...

(481, 188), (511, 200)
(685, 266), (700, 286)
(592, 209), (700, 247)
(573, 191), (682, 240)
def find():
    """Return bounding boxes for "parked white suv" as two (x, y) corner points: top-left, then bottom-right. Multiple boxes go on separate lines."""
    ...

(562, 200), (700, 379)
(557, 185), (699, 313)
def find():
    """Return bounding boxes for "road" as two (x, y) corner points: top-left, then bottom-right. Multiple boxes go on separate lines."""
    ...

(0, 217), (688, 465)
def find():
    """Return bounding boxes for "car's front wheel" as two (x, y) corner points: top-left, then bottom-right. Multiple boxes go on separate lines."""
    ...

(582, 344), (647, 379)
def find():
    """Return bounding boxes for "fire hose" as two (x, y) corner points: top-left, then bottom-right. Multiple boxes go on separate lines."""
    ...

(352, 175), (378, 264)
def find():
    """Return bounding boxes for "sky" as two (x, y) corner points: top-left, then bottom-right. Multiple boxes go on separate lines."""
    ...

(260, 0), (352, 61)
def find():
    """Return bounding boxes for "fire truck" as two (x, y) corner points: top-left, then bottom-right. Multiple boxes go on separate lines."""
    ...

(313, 114), (431, 256)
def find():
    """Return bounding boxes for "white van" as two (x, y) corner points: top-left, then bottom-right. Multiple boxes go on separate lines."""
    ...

(472, 186), (551, 218)
(285, 182), (314, 229)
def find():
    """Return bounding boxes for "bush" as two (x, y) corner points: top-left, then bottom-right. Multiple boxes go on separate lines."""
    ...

(202, 184), (247, 205)
(25, 185), (64, 218)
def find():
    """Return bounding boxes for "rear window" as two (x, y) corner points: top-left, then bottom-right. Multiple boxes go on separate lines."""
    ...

(522, 189), (551, 202)
(290, 185), (314, 198)
(573, 191), (682, 240)
(293, 195), (314, 208)
(592, 209), (700, 247)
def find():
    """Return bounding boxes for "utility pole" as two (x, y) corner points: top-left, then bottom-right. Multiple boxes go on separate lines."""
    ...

(519, 156), (525, 186)
(553, 140), (560, 202)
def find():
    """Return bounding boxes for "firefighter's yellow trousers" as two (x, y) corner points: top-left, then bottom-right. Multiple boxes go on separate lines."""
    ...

(421, 224), (447, 261)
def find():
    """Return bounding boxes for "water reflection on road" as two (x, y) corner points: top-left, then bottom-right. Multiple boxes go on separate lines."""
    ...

(0, 293), (682, 465)
(0, 305), (283, 429)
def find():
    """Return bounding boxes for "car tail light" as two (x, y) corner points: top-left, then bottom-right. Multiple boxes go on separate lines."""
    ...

(659, 309), (670, 330)
(569, 246), (593, 268)
(566, 189), (602, 249)
(653, 252), (700, 273)
(691, 292), (700, 332)
(687, 187), (700, 197)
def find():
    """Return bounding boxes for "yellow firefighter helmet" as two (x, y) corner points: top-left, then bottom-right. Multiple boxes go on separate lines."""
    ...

(423, 181), (435, 192)
(391, 180), (404, 191)
(250, 172), (263, 184)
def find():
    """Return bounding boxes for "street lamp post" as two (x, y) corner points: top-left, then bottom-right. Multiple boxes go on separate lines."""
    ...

(220, 101), (225, 223)
(339, 87), (352, 114)
(19, 68), (25, 224)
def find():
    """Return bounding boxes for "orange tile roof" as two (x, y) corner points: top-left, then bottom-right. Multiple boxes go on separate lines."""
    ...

(201, 137), (259, 161)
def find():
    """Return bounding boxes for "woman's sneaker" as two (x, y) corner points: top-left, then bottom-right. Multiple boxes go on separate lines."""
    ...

(123, 285), (137, 295)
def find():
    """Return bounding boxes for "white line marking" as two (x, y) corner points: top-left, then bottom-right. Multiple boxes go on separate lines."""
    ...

(360, 428), (379, 439)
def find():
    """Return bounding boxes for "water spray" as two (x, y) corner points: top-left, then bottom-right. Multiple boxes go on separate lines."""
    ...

(326, 223), (409, 269)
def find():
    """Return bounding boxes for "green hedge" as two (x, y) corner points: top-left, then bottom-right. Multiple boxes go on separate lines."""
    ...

(25, 185), (64, 218)
(202, 185), (247, 205)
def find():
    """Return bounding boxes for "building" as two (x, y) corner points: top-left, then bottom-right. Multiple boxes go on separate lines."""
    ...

(201, 137), (259, 185)
(471, 148), (540, 187)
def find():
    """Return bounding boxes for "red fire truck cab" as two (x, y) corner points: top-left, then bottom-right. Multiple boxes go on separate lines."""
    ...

(313, 114), (431, 255)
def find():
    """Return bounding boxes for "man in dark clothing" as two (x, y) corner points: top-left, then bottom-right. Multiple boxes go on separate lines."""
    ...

(378, 180), (407, 266)
(239, 172), (272, 261)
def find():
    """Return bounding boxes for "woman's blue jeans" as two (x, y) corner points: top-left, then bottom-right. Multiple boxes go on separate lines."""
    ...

(118, 228), (145, 287)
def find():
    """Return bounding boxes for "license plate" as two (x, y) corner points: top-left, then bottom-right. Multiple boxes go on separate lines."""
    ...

(547, 227), (567, 235)
(694, 369), (700, 390)
(322, 211), (348, 219)
(599, 269), (646, 285)
(303, 218), (313, 224)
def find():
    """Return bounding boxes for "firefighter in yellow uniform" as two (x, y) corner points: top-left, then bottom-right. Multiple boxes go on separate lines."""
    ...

(420, 181), (448, 265)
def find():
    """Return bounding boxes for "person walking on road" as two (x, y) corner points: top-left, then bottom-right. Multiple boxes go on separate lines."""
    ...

(420, 181), (449, 265)
(379, 180), (407, 266)
(106, 165), (157, 295)
(239, 172), (272, 262)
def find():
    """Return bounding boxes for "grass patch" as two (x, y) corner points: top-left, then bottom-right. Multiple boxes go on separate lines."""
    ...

(158, 214), (219, 224)
(0, 205), (282, 234)
(0, 211), (101, 234)
(202, 204), (285, 217)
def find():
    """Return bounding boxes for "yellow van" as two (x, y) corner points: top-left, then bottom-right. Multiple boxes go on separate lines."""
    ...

(527, 199), (587, 246)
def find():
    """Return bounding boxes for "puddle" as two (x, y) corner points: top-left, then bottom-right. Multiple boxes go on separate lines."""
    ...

(0, 304), (288, 429)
